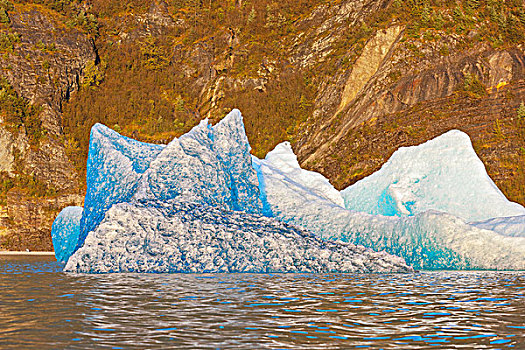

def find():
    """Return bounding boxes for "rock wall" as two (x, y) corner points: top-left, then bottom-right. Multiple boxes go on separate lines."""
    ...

(0, 3), (92, 250)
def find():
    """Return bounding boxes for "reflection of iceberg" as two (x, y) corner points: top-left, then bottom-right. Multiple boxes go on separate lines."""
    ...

(52, 109), (525, 272)
(54, 110), (411, 273)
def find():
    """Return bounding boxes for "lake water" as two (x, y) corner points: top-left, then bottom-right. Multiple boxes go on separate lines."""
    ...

(0, 256), (523, 349)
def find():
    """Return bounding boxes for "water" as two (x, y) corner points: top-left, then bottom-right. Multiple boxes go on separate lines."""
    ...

(0, 256), (523, 349)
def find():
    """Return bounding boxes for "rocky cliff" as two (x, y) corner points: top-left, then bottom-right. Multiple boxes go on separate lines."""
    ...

(1, 0), (524, 250)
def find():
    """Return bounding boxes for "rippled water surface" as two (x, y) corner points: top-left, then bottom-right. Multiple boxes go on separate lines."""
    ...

(0, 256), (524, 349)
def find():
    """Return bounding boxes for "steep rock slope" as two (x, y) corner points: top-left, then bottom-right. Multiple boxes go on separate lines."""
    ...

(0, 2), (94, 249)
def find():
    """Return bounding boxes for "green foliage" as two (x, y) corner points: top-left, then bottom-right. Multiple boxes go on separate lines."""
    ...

(35, 40), (56, 53)
(247, 6), (256, 24)
(221, 70), (316, 157)
(52, 0), (525, 189)
(46, 0), (76, 13)
(388, 0), (525, 46)
(67, 10), (99, 36)
(81, 60), (106, 89)
(16, 173), (56, 197)
(0, 169), (56, 200)
(492, 119), (505, 140)
(461, 72), (487, 98)
(517, 102), (525, 119)
(0, 9), (8, 23)
(0, 0), (13, 24)
(140, 36), (169, 71)
(0, 32), (19, 52)
(0, 77), (43, 146)
(0, 0), (13, 11)
(0, 171), (13, 205)
(466, 0), (480, 10)
(27, 0), (99, 36)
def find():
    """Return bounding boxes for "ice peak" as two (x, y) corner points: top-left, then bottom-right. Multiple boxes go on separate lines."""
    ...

(258, 141), (345, 207)
(217, 108), (243, 126)
(341, 129), (525, 221)
(265, 141), (300, 172)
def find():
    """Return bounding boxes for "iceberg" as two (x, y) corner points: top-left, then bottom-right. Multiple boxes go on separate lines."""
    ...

(254, 136), (525, 270)
(51, 206), (83, 263)
(54, 109), (411, 273)
(65, 200), (411, 273)
(340, 130), (525, 222)
(52, 109), (525, 272)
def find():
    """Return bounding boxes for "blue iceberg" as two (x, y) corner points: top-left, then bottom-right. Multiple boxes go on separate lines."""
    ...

(51, 206), (83, 263)
(53, 109), (412, 273)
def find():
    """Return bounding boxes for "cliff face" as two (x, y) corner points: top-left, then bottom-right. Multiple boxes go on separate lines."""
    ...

(0, 3), (93, 249)
(1, 0), (525, 250)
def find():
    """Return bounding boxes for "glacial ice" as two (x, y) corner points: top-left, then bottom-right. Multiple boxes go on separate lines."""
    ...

(261, 142), (345, 207)
(471, 215), (525, 237)
(51, 206), (83, 263)
(255, 138), (525, 270)
(341, 130), (525, 222)
(56, 109), (411, 273)
(53, 109), (525, 272)
(78, 123), (164, 253)
(65, 200), (411, 273)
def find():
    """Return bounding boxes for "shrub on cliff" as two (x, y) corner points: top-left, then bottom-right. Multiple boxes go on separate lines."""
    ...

(518, 102), (525, 119)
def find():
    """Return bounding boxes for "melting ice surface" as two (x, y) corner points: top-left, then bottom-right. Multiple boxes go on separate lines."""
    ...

(53, 110), (525, 272)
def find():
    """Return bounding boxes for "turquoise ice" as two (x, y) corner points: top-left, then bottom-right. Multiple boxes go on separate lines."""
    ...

(253, 134), (525, 270)
(51, 206), (83, 263)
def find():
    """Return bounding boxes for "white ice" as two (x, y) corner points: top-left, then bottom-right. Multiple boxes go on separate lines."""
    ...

(340, 130), (525, 222)
(471, 215), (525, 237)
(65, 200), (411, 273)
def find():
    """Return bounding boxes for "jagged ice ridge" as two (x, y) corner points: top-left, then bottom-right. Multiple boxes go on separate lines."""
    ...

(253, 131), (525, 270)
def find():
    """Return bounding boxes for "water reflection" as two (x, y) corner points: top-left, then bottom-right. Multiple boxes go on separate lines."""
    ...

(0, 256), (523, 349)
